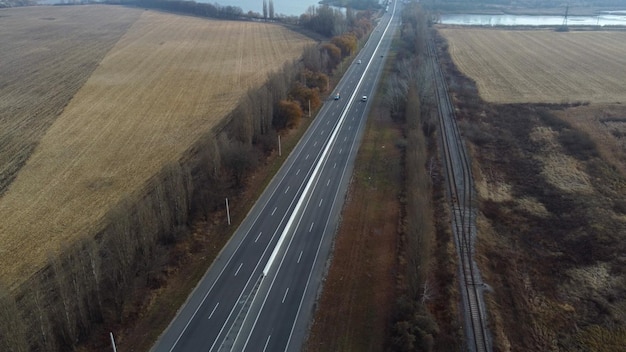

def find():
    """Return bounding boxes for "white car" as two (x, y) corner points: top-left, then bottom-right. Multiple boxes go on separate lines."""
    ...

(357, 59), (362, 64)
(361, 95), (367, 102)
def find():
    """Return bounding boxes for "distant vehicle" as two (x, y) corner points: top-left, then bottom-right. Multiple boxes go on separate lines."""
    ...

(361, 95), (367, 102)
(357, 59), (362, 64)
(334, 93), (340, 100)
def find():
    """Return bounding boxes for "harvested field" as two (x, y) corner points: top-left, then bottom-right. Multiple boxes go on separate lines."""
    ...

(0, 6), (313, 289)
(438, 28), (626, 104)
(0, 5), (141, 196)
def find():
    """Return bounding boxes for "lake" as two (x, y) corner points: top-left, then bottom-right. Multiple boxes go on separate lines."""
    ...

(440, 12), (626, 26)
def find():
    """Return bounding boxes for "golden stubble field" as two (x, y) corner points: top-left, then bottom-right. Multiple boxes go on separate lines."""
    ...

(438, 28), (626, 104)
(0, 6), (313, 289)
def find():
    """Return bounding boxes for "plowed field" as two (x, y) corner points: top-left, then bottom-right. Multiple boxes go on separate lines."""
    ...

(438, 28), (626, 104)
(0, 6), (313, 288)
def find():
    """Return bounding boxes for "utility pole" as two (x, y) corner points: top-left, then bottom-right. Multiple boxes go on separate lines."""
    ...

(225, 198), (231, 225)
(110, 332), (117, 352)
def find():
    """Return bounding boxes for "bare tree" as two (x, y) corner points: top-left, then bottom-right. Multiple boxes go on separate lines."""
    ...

(83, 238), (103, 319)
(262, 0), (267, 21)
(384, 73), (409, 119)
(0, 284), (29, 352)
(269, 0), (274, 20)
(219, 135), (259, 187)
(50, 252), (79, 348)
(101, 201), (135, 320)
(232, 98), (254, 145)
(302, 44), (322, 72)
(27, 280), (56, 351)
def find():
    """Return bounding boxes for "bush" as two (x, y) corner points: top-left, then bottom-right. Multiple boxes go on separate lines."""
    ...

(289, 82), (321, 114)
(254, 128), (278, 154)
(461, 120), (494, 146)
(273, 99), (303, 130)
(559, 129), (599, 160)
(613, 199), (626, 215)
(220, 139), (260, 187)
(537, 109), (570, 131)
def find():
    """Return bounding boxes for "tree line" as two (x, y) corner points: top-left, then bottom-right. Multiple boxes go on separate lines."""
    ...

(300, 4), (373, 38)
(107, 0), (247, 20)
(0, 5), (376, 351)
(262, 0), (275, 21)
(381, 2), (446, 351)
(319, 0), (381, 11)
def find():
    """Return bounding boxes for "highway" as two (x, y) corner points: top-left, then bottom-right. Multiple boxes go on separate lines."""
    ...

(152, 2), (401, 351)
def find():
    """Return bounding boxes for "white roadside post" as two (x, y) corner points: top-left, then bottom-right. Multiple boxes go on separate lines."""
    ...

(110, 332), (117, 352)
(226, 198), (231, 225)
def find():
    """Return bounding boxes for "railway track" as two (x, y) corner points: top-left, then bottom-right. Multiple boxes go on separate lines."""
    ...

(427, 39), (491, 352)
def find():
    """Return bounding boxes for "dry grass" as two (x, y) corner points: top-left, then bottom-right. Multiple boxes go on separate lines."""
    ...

(0, 6), (313, 289)
(438, 28), (626, 104)
(555, 103), (626, 177)
(528, 126), (594, 193)
(436, 26), (626, 352)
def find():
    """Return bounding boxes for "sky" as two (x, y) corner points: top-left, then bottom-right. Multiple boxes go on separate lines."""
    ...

(199, 0), (320, 17)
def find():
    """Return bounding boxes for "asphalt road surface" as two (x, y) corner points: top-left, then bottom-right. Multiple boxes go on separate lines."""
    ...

(152, 3), (401, 351)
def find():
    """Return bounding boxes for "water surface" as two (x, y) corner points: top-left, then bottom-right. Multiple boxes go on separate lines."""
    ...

(440, 13), (626, 26)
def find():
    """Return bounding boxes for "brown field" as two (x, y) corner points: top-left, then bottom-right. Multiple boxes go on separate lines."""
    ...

(438, 28), (626, 104)
(0, 5), (141, 195)
(0, 5), (313, 289)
